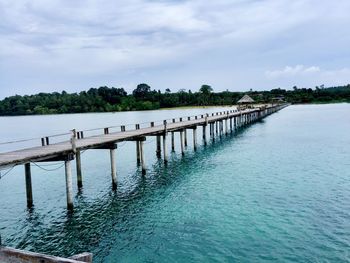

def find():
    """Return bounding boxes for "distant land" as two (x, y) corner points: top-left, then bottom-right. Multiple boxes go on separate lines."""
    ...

(0, 84), (349, 116)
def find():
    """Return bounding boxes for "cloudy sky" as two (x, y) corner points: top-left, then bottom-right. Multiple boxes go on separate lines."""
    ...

(1, 0), (350, 98)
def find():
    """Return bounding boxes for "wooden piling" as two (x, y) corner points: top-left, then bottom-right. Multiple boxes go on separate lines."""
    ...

(180, 130), (185, 155)
(110, 149), (117, 190)
(156, 135), (161, 158)
(212, 123), (215, 142)
(140, 140), (146, 175)
(24, 163), (33, 208)
(136, 141), (141, 165)
(184, 129), (188, 147)
(76, 150), (83, 188)
(163, 133), (168, 163)
(64, 160), (74, 210)
(171, 131), (175, 152)
(219, 121), (223, 138)
(203, 125), (207, 145)
(193, 128), (197, 151)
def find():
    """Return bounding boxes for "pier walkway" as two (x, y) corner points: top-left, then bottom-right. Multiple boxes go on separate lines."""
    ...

(0, 104), (288, 210)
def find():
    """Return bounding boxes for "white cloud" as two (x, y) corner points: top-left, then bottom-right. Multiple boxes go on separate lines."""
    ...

(264, 65), (350, 88)
(265, 65), (321, 78)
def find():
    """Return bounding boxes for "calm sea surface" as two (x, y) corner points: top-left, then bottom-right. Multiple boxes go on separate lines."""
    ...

(0, 104), (349, 262)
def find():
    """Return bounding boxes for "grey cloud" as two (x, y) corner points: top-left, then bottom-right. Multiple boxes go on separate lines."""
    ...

(0, 0), (350, 98)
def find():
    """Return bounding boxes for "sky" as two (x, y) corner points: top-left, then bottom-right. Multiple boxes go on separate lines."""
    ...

(0, 0), (350, 98)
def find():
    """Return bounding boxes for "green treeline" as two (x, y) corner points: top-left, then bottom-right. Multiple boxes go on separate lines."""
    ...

(0, 84), (349, 116)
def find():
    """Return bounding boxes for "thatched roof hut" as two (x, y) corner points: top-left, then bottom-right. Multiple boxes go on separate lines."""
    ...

(237, 94), (254, 104)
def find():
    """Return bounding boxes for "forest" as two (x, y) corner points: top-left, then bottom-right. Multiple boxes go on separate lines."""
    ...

(0, 84), (349, 116)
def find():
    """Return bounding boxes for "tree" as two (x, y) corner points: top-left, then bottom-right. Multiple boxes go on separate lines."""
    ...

(0, 84), (349, 116)
(132, 83), (151, 99)
(199, 85), (213, 105)
(199, 84), (213, 95)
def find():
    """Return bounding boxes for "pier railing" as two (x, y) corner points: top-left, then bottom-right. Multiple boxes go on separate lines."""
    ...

(0, 108), (249, 153)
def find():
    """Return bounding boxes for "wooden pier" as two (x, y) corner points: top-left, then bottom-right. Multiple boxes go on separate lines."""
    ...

(0, 104), (288, 211)
(0, 246), (92, 263)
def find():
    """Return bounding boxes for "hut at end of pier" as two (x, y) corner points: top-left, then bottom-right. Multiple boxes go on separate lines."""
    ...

(237, 94), (255, 110)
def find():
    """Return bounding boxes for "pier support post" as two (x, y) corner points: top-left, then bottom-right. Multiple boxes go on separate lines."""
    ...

(184, 129), (188, 147)
(110, 148), (117, 190)
(218, 121), (220, 135)
(216, 121), (218, 135)
(24, 163), (33, 208)
(222, 120), (224, 135)
(219, 121), (223, 138)
(171, 131), (175, 152)
(193, 128), (197, 151)
(140, 140), (146, 175)
(136, 141), (141, 165)
(65, 160), (74, 210)
(225, 119), (228, 135)
(180, 130), (185, 155)
(163, 133), (168, 163)
(203, 125), (207, 145)
(156, 135), (161, 158)
(212, 123), (215, 142)
(76, 150), (83, 188)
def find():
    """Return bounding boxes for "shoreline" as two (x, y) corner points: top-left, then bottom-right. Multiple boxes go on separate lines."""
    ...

(0, 102), (348, 117)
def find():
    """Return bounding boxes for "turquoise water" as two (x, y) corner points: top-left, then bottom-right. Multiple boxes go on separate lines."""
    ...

(0, 104), (349, 262)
